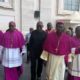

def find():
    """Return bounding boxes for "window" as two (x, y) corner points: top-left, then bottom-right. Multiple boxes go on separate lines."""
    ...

(58, 0), (80, 15)
(64, 0), (79, 11)
(0, 0), (13, 8)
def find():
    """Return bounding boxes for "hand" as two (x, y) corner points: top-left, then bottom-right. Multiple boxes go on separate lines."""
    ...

(68, 62), (72, 70)
(26, 60), (30, 64)
(43, 61), (47, 67)
(78, 47), (80, 52)
(21, 52), (26, 56)
(75, 47), (80, 54)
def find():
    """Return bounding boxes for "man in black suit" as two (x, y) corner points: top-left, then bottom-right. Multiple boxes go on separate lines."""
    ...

(29, 21), (47, 80)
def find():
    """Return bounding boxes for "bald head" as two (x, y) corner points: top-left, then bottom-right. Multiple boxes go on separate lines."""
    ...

(9, 21), (16, 27)
(56, 22), (65, 34)
(9, 21), (16, 31)
(36, 21), (43, 30)
(29, 28), (34, 33)
(75, 26), (80, 38)
(47, 22), (52, 31)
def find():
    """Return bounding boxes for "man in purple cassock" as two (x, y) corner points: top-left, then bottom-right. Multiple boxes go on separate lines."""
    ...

(68, 26), (80, 80)
(41, 21), (71, 80)
(1, 21), (26, 80)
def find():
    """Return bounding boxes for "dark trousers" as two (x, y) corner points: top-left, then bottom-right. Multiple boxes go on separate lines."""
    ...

(31, 57), (43, 80)
(27, 51), (30, 62)
(26, 44), (30, 62)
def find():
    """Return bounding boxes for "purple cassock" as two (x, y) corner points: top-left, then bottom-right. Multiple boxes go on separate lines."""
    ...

(0, 30), (3, 46)
(2, 29), (25, 80)
(2, 29), (25, 48)
(68, 36), (80, 80)
(0, 30), (3, 60)
(43, 31), (71, 63)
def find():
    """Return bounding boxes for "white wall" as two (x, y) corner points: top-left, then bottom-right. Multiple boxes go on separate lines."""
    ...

(0, 0), (80, 34)
(40, 0), (52, 27)
(22, 0), (55, 34)
(3, 0), (57, 34)
(0, 0), (20, 32)
(22, 0), (36, 34)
